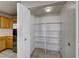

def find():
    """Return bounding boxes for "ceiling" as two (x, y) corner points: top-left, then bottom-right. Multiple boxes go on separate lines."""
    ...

(0, 1), (66, 16)
(0, 1), (17, 16)
(0, 1), (59, 16)
(29, 2), (66, 16)
(22, 1), (62, 8)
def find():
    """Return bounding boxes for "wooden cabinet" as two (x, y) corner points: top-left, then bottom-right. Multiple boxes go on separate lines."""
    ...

(9, 19), (13, 29)
(6, 36), (13, 48)
(0, 16), (14, 29)
(1, 17), (9, 28)
(13, 18), (17, 24)
(0, 36), (13, 51)
(0, 37), (6, 51)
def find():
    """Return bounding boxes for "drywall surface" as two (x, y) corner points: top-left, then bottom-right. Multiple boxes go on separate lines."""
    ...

(33, 14), (61, 51)
(78, 1), (79, 58)
(30, 14), (35, 54)
(17, 3), (31, 58)
(0, 12), (13, 18)
(60, 2), (76, 58)
(22, 1), (60, 8)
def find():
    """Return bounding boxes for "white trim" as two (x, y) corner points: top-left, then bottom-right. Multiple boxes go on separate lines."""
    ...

(76, 1), (78, 58)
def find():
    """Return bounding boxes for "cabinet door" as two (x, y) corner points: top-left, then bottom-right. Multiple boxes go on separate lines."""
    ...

(0, 16), (13, 29)
(6, 18), (10, 28)
(9, 19), (13, 29)
(0, 37), (6, 51)
(6, 36), (13, 48)
(5, 18), (11, 29)
(13, 18), (17, 24)
(0, 16), (1, 28)
(6, 18), (13, 29)
(1, 16), (8, 28)
(1, 16), (11, 29)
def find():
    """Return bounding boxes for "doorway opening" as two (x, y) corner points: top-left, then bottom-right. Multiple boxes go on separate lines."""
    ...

(27, 1), (76, 58)
(0, 1), (17, 58)
(29, 2), (66, 58)
(17, 1), (76, 58)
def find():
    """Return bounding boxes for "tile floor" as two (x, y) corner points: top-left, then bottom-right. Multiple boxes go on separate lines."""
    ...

(0, 49), (17, 58)
(31, 48), (61, 58)
(0, 48), (61, 58)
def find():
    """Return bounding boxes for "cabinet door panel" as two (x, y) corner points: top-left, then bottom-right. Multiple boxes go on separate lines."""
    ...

(0, 38), (6, 51)
(6, 36), (13, 48)
(0, 16), (13, 29)
(1, 17), (8, 28)
(9, 20), (13, 29)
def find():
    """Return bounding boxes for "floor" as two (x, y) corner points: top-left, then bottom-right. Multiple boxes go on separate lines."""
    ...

(0, 49), (17, 58)
(31, 48), (61, 58)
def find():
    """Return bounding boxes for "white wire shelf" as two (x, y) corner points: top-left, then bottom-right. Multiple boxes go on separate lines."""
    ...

(34, 22), (62, 25)
(35, 41), (60, 45)
(33, 30), (61, 32)
(34, 36), (60, 39)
